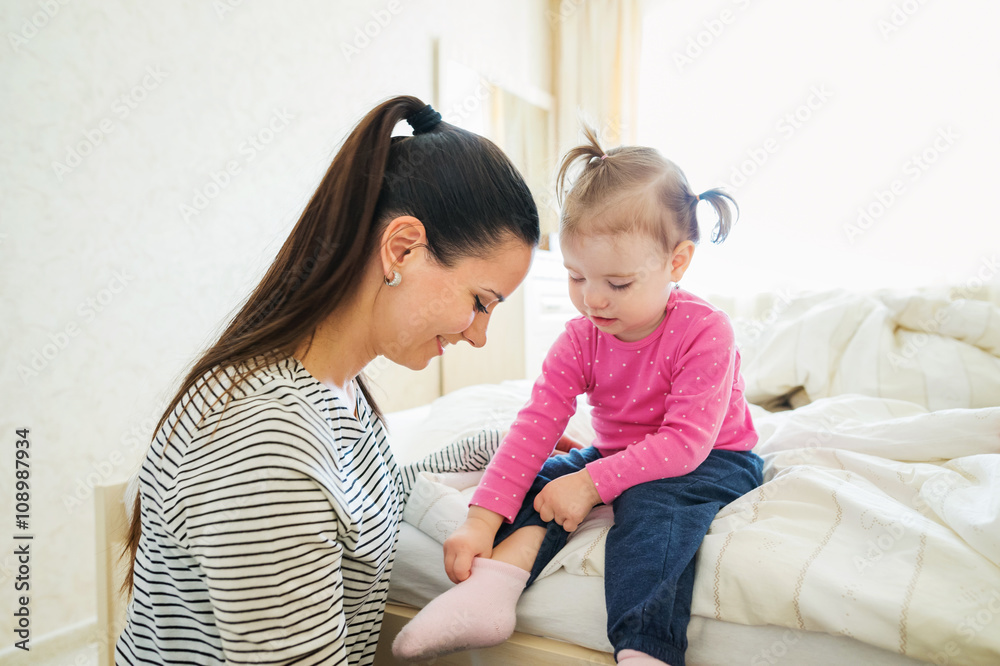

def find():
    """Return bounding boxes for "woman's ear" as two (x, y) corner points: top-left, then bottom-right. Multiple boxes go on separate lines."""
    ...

(379, 216), (427, 276)
(669, 240), (696, 283)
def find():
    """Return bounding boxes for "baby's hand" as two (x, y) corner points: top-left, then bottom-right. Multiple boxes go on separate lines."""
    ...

(444, 508), (502, 584)
(533, 469), (602, 532)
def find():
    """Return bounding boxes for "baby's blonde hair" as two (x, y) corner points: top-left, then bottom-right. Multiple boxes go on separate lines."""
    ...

(556, 125), (738, 254)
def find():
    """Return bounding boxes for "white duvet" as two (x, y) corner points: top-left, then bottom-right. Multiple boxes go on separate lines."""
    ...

(393, 287), (1000, 665)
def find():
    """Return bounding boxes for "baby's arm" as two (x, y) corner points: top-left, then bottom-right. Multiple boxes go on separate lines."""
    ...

(469, 327), (589, 522)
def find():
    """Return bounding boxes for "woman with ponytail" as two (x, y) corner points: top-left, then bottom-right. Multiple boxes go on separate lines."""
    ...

(115, 95), (539, 665)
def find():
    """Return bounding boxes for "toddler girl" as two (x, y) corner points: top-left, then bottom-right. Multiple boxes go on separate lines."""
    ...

(393, 127), (763, 666)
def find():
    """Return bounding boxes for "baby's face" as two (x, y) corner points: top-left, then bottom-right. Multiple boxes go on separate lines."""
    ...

(560, 232), (676, 343)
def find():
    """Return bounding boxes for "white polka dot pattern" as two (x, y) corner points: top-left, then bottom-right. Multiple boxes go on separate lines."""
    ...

(470, 288), (758, 513)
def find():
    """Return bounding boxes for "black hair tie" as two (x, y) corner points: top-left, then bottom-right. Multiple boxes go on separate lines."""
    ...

(407, 104), (442, 135)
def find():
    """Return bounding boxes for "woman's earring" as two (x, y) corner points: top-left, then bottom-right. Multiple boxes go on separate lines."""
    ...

(384, 270), (401, 287)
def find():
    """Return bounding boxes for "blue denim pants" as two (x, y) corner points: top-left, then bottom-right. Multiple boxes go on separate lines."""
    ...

(493, 445), (764, 666)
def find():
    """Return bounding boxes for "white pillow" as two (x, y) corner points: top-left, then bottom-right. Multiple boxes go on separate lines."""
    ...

(386, 379), (596, 466)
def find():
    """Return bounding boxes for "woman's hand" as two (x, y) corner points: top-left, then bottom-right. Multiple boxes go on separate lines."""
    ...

(533, 468), (602, 533)
(443, 507), (503, 584)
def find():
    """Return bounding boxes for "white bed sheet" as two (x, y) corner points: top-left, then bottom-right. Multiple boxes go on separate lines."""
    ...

(388, 521), (925, 666)
(383, 287), (1000, 664)
(386, 399), (927, 666)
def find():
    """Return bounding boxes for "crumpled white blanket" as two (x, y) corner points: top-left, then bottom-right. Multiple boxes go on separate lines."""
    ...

(397, 287), (1000, 664)
(694, 396), (1000, 664)
(402, 396), (1000, 663)
(732, 287), (1000, 411)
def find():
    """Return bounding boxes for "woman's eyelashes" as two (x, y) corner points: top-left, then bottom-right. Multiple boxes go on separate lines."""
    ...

(473, 295), (489, 314)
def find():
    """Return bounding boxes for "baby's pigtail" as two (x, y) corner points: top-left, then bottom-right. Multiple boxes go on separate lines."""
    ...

(556, 124), (609, 207)
(695, 189), (739, 244)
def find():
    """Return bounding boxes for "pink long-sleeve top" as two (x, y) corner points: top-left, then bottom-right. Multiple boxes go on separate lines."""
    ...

(470, 287), (758, 522)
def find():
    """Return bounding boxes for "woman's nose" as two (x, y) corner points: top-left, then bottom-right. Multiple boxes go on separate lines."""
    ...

(462, 312), (488, 348)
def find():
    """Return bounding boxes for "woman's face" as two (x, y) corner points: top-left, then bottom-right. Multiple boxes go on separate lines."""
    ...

(376, 237), (534, 370)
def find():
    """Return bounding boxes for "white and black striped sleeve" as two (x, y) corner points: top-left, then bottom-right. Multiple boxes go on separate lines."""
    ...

(397, 427), (504, 505)
(178, 403), (350, 665)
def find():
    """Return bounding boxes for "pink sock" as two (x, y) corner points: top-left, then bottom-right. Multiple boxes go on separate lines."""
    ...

(392, 557), (529, 660)
(617, 649), (671, 665)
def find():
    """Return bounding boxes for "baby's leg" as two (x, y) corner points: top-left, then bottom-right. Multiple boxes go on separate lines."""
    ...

(490, 443), (606, 578)
(491, 524), (546, 571)
(393, 447), (602, 661)
(605, 449), (763, 666)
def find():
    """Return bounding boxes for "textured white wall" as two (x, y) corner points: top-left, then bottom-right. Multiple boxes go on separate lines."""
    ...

(0, 0), (550, 645)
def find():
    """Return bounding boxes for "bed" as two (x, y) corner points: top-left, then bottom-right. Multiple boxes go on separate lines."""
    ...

(376, 283), (1000, 665)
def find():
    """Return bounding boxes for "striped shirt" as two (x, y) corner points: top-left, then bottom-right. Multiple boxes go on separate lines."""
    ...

(116, 354), (501, 665)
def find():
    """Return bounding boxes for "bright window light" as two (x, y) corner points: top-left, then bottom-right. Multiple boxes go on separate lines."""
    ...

(638, 1), (1000, 297)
